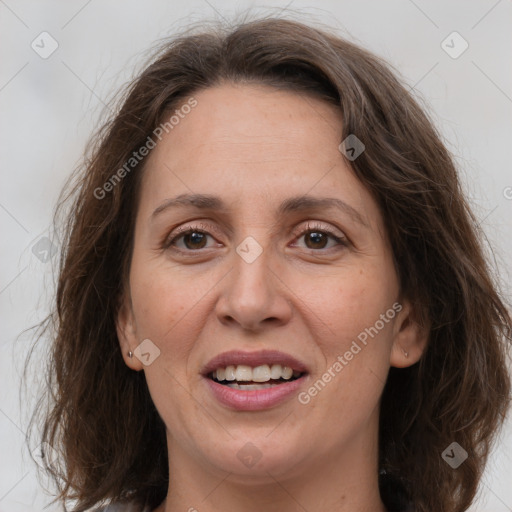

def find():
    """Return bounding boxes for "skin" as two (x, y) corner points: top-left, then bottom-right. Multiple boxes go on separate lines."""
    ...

(117, 83), (428, 512)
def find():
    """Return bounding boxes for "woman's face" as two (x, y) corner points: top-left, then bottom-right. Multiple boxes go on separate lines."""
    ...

(117, 83), (424, 482)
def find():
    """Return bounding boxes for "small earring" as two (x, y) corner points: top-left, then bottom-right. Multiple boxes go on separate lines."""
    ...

(128, 350), (133, 358)
(402, 349), (409, 358)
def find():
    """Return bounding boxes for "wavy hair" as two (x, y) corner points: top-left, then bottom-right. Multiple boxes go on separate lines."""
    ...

(28, 16), (511, 512)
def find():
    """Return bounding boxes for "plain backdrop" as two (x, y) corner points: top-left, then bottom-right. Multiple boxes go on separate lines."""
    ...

(1, 0), (511, 510)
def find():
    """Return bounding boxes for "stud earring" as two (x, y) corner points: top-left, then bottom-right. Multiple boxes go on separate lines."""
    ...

(128, 350), (133, 358)
(402, 348), (409, 358)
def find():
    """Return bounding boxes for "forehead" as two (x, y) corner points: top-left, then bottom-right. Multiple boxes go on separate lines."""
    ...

(137, 83), (381, 230)
(162, 84), (340, 163)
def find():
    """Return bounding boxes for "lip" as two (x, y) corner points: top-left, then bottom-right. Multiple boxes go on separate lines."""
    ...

(204, 374), (307, 411)
(201, 349), (309, 411)
(201, 349), (309, 376)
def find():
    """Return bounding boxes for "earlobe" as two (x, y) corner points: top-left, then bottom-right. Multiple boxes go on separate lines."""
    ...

(116, 295), (144, 371)
(390, 300), (429, 368)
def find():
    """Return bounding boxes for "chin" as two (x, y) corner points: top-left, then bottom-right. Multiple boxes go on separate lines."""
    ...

(198, 434), (307, 480)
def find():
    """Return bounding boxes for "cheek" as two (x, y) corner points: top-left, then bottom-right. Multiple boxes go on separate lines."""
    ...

(298, 269), (396, 426)
(128, 264), (211, 419)
(128, 256), (223, 370)
(130, 273), (184, 339)
(297, 263), (398, 346)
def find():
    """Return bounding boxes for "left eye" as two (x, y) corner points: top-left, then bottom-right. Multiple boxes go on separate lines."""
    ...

(168, 229), (214, 250)
(293, 228), (345, 250)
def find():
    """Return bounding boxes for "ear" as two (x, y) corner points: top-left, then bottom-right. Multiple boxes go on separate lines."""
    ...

(390, 299), (429, 368)
(116, 292), (144, 371)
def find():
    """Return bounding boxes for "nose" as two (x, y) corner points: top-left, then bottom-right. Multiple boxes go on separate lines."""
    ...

(215, 247), (293, 332)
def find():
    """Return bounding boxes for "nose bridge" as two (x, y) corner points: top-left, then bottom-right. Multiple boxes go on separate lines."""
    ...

(231, 239), (273, 308)
(215, 236), (292, 330)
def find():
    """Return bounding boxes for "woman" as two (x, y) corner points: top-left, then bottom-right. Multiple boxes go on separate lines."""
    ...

(30, 16), (511, 512)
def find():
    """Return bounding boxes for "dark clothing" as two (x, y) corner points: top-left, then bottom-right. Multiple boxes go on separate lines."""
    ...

(380, 470), (415, 512)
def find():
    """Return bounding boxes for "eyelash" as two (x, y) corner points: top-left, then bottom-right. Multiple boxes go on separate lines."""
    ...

(163, 222), (348, 254)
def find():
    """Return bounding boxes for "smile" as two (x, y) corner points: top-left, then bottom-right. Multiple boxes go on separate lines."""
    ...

(209, 364), (303, 390)
(202, 350), (309, 411)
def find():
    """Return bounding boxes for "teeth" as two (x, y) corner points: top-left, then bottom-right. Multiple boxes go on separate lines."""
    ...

(226, 382), (279, 390)
(211, 363), (300, 382)
(252, 364), (271, 382)
(270, 364), (282, 380)
(225, 365), (236, 381)
(281, 366), (293, 379)
(235, 365), (252, 381)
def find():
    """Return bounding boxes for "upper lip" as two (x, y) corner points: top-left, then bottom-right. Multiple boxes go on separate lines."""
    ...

(201, 349), (309, 376)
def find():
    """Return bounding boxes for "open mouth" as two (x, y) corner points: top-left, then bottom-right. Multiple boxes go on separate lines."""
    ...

(208, 364), (305, 390)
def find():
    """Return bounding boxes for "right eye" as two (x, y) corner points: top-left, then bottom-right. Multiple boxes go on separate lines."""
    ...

(164, 224), (221, 253)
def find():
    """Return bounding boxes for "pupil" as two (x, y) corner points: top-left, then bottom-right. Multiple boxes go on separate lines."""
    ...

(307, 231), (327, 249)
(185, 232), (206, 249)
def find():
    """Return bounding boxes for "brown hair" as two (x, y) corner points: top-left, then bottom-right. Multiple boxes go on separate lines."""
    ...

(28, 16), (511, 512)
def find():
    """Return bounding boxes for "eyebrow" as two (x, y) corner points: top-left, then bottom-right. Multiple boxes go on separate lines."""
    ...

(151, 193), (368, 227)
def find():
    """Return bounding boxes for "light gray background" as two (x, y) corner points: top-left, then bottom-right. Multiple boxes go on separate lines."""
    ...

(1, 0), (511, 510)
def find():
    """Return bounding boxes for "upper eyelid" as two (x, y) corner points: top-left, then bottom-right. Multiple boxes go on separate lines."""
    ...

(169, 219), (344, 237)
(293, 221), (345, 237)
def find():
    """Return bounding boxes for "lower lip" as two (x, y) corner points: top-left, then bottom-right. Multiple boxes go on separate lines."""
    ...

(204, 376), (306, 411)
